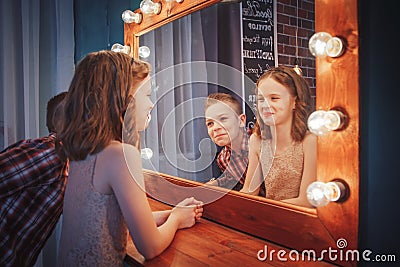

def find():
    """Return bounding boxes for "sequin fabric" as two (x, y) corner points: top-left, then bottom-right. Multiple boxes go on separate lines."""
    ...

(260, 139), (303, 201)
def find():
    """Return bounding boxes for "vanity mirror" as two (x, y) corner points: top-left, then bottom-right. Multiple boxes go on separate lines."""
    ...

(135, 0), (317, 200)
(124, 0), (359, 265)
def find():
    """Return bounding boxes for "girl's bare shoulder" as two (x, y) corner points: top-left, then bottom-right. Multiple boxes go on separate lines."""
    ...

(302, 132), (317, 152)
(98, 142), (141, 168)
(249, 133), (261, 149)
(303, 132), (317, 144)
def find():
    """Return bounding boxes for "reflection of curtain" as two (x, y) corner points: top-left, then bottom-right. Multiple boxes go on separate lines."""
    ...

(0, 0), (74, 266)
(140, 3), (242, 182)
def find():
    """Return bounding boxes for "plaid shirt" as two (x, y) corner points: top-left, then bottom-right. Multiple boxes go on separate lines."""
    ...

(216, 129), (249, 190)
(0, 133), (68, 267)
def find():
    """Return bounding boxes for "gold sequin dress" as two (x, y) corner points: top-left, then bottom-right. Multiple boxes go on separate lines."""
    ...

(260, 139), (304, 201)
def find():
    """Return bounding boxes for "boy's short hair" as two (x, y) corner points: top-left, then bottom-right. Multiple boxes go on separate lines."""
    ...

(205, 93), (243, 115)
(46, 92), (68, 133)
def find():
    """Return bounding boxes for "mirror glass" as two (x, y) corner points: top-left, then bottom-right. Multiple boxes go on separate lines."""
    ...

(140, 0), (316, 207)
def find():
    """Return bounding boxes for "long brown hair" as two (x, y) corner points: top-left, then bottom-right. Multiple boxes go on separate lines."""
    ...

(254, 66), (312, 142)
(57, 50), (150, 161)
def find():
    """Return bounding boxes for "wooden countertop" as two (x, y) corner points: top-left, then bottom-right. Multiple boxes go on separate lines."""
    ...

(124, 197), (335, 267)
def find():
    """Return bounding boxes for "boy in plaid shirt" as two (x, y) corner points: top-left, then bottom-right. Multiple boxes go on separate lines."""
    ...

(0, 92), (68, 267)
(204, 93), (249, 191)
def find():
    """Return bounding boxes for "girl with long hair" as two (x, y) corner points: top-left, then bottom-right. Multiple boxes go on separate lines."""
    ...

(57, 51), (203, 266)
(241, 66), (316, 207)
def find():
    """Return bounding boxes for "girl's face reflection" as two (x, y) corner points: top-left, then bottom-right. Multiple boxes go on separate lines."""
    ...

(257, 78), (296, 127)
(134, 77), (154, 131)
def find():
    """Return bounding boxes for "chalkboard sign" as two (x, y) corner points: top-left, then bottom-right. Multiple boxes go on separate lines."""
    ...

(241, 0), (277, 127)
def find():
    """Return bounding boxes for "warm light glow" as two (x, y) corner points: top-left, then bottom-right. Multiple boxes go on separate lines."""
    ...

(326, 37), (344, 57)
(309, 32), (344, 58)
(141, 148), (154, 159)
(111, 43), (130, 54)
(307, 110), (344, 136)
(138, 46), (151, 59)
(293, 64), (302, 76)
(140, 0), (162, 15)
(121, 10), (142, 24)
(308, 32), (332, 57)
(306, 181), (345, 207)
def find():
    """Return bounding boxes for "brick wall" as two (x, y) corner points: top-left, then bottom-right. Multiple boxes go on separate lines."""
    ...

(276, 0), (315, 97)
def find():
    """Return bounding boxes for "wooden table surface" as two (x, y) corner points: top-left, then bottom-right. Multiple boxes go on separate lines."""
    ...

(124, 198), (335, 267)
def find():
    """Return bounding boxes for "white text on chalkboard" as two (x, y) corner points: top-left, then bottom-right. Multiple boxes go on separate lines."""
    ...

(243, 49), (274, 60)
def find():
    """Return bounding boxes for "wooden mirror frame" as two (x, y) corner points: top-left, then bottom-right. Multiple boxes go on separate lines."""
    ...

(124, 0), (359, 265)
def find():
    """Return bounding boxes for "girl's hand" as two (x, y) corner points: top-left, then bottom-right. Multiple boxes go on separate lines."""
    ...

(171, 197), (204, 229)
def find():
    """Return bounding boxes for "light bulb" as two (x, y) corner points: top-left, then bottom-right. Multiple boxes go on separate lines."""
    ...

(141, 148), (154, 159)
(111, 43), (130, 54)
(326, 37), (344, 57)
(293, 58), (302, 76)
(308, 32), (332, 57)
(293, 65), (302, 76)
(138, 46), (151, 59)
(307, 110), (344, 136)
(140, 0), (162, 15)
(306, 181), (346, 207)
(121, 10), (142, 24)
(309, 32), (345, 58)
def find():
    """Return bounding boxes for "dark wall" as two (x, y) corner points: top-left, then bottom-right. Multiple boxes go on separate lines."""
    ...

(359, 0), (399, 265)
(74, 0), (139, 62)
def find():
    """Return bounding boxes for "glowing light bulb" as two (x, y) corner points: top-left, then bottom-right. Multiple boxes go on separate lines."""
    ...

(111, 43), (130, 54)
(307, 181), (346, 207)
(309, 32), (345, 58)
(308, 32), (332, 57)
(121, 10), (142, 24)
(293, 58), (303, 76)
(140, 0), (161, 15)
(326, 37), (344, 57)
(307, 110), (344, 136)
(138, 46), (151, 59)
(141, 148), (154, 159)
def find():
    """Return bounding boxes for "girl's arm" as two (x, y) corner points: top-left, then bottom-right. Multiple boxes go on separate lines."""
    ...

(153, 210), (171, 226)
(99, 143), (202, 260)
(282, 133), (317, 207)
(240, 134), (263, 195)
